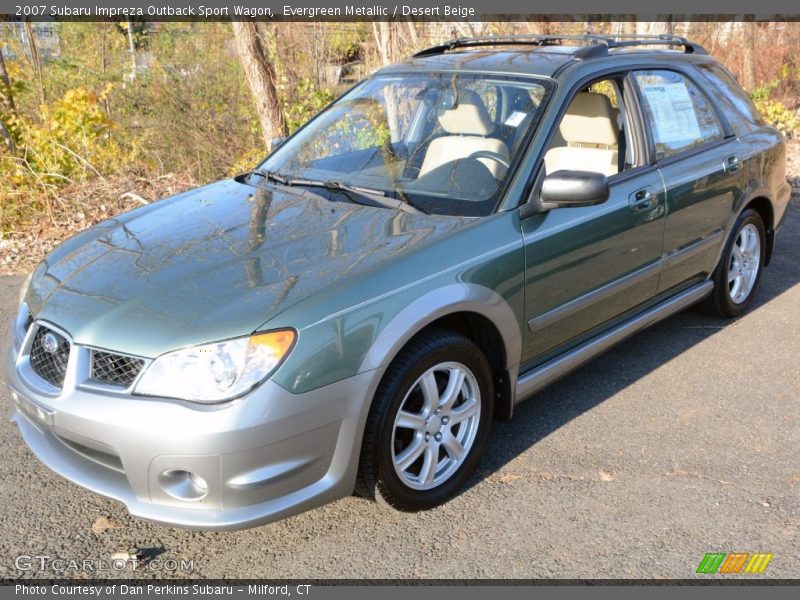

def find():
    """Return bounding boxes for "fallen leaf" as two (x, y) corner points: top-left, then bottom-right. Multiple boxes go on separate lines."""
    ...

(599, 470), (614, 482)
(91, 516), (121, 533)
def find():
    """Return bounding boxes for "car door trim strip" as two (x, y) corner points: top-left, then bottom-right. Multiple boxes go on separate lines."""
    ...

(517, 280), (714, 403)
(662, 229), (725, 269)
(527, 230), (724, 333)
(527, 259), (662, 333)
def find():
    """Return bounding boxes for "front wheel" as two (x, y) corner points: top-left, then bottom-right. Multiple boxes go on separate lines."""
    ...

(357, 329), (493, 511)
(707, 209), (766, 318)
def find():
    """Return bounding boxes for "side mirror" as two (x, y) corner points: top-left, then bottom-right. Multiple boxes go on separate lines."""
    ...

(540, 170), (609, 208)
(270, 137), (286, 151)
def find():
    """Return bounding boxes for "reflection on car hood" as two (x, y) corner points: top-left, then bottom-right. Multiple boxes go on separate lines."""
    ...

(26, 179), (471, 357)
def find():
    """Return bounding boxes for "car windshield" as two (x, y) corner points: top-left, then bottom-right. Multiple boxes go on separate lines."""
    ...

(257, 72), (552, 216)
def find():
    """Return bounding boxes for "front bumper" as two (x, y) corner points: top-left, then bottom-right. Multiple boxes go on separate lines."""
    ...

(3, 312), (375, 530)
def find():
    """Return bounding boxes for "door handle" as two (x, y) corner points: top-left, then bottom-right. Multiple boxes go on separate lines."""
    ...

(723, 155), (740, 173)
(629, 188), (658, 213)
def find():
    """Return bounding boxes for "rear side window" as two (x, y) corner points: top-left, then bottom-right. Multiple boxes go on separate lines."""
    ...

(633, 69), (723, 160)
(696, 63), (764, 128)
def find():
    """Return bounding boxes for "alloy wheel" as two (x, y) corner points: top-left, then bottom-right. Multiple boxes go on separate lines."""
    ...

(390, 362), (481, 491)
(728, 223), (761, 304)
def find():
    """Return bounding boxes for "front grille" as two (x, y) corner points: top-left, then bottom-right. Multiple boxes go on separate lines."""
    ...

(90, 350), (145, 387)
(29, 326), (71, 388)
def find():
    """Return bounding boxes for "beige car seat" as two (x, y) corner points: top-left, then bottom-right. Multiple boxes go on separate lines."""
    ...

(419, 90), (510, 178)
(544, 92), (619, 177)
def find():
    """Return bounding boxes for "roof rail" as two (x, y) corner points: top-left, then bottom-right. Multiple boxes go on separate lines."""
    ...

(412, 34), (707, 59)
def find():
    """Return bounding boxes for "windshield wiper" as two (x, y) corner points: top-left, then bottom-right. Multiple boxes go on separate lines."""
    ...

(286, 178), (422, 214)
(246, 170), (422, 214)
(248, 169), (289, 186)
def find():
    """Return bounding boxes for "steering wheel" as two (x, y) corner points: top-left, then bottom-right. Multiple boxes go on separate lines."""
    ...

(467, 150), (510, 171)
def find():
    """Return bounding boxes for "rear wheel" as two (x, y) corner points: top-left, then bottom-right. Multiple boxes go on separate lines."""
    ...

(706, 209), (765, 318)
(357, 329), (493, 511)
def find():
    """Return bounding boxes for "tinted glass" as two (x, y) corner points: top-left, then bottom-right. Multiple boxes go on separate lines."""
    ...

(697, 63), (764, 128)
(634, 70), (723, 160)
(260, 73), (551, 216)
(544, 78), (633, 177)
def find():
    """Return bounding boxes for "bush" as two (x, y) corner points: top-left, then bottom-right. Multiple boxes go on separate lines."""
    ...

(750, 77), (800, 138)
(281, 77), (336, 133)
(754, 97), (799, 138)
(3, 84), (138, 187)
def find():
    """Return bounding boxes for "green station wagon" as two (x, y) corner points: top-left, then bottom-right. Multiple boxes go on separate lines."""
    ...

(5, 34), (791, 529)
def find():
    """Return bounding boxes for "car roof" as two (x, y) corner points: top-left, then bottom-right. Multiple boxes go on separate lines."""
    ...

(380, 47), (579, 79)
(377, 36), (714, 81)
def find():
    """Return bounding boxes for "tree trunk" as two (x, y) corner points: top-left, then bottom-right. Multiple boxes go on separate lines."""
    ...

(24, 21), (45, 106)
(100, 24), (110, 114)
(636, 20), (673, 36)
(372, 22), (392, 67)
(742, 22), (756, 90)
(231, 21), (288, 148)
(0, 49), (17, 152)
(0, 119), (14, 152)
(404, 20), (420, 50)
(622, 20), (636, 36)
(0, 48), (17, 115)
(125, 18), (137, 80)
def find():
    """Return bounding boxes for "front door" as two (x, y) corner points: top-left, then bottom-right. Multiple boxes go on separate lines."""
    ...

(520, 168), (666, 366)
(520, 76), (667, 367)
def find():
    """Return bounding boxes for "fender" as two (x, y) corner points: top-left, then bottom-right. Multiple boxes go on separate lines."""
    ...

(713, 185), (775, 270)
(359, 283), (522, 378)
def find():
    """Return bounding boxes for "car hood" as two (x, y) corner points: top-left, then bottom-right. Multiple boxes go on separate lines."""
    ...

(26, 179), (471, 358)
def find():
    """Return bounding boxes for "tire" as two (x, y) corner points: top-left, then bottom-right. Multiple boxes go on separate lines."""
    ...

(706, 209), (766, 318)
(357, 328), (493, 511)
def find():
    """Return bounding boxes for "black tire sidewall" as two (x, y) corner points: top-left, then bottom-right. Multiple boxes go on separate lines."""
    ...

(372, 333), (493, 511)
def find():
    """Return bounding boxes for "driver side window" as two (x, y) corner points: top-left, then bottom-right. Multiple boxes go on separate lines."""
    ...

(544, 78), (633, 178)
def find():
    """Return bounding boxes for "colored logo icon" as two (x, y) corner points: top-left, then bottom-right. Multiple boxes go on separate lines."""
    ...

(696, 552), (773, 574)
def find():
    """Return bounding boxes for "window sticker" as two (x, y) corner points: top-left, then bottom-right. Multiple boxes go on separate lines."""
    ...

(504, 111), (527, 127)
(641, 83), (702, 144)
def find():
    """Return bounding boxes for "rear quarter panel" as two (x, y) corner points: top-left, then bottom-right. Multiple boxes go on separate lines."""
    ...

(740, 127), (791, 230)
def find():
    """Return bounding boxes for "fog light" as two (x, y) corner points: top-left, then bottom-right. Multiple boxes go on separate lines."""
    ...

(189, 471), (208, 490)
(158, 469), (209, 501)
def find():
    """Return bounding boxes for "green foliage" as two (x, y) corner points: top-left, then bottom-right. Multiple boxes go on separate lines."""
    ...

(281, 78), (336, 133)
(750, 70), (799, 138)
(754, 97), (799, 137)
(114, 20), (150, 50)
(343, 101), (390, 150)
(0, 81), (141, 231)
(326, 25), (367, 62)
(7, 84), (136, 185)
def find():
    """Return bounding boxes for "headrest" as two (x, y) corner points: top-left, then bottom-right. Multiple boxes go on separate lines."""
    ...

(559, 92), (618, 146)
(438, 89), (494, 136)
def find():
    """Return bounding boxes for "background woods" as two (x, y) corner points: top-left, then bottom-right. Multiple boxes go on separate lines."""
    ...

(1, 19), (799, 272)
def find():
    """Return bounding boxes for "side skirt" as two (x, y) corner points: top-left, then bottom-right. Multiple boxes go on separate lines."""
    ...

(514, 280), (714, 404)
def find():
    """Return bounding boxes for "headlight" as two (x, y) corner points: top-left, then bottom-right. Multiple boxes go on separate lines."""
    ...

(134, 330), (296, 403)
(18, 272), (33, 306)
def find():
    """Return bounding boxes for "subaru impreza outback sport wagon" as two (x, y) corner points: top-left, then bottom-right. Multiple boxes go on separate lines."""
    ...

(5, 35), (791, 530)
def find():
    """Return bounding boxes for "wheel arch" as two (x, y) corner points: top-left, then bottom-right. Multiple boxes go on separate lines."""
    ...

(741, 195), (775, 265)
(359, 284), (522, 422)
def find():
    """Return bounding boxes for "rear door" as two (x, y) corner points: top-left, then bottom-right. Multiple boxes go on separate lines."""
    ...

(631, 68), (745, 294)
